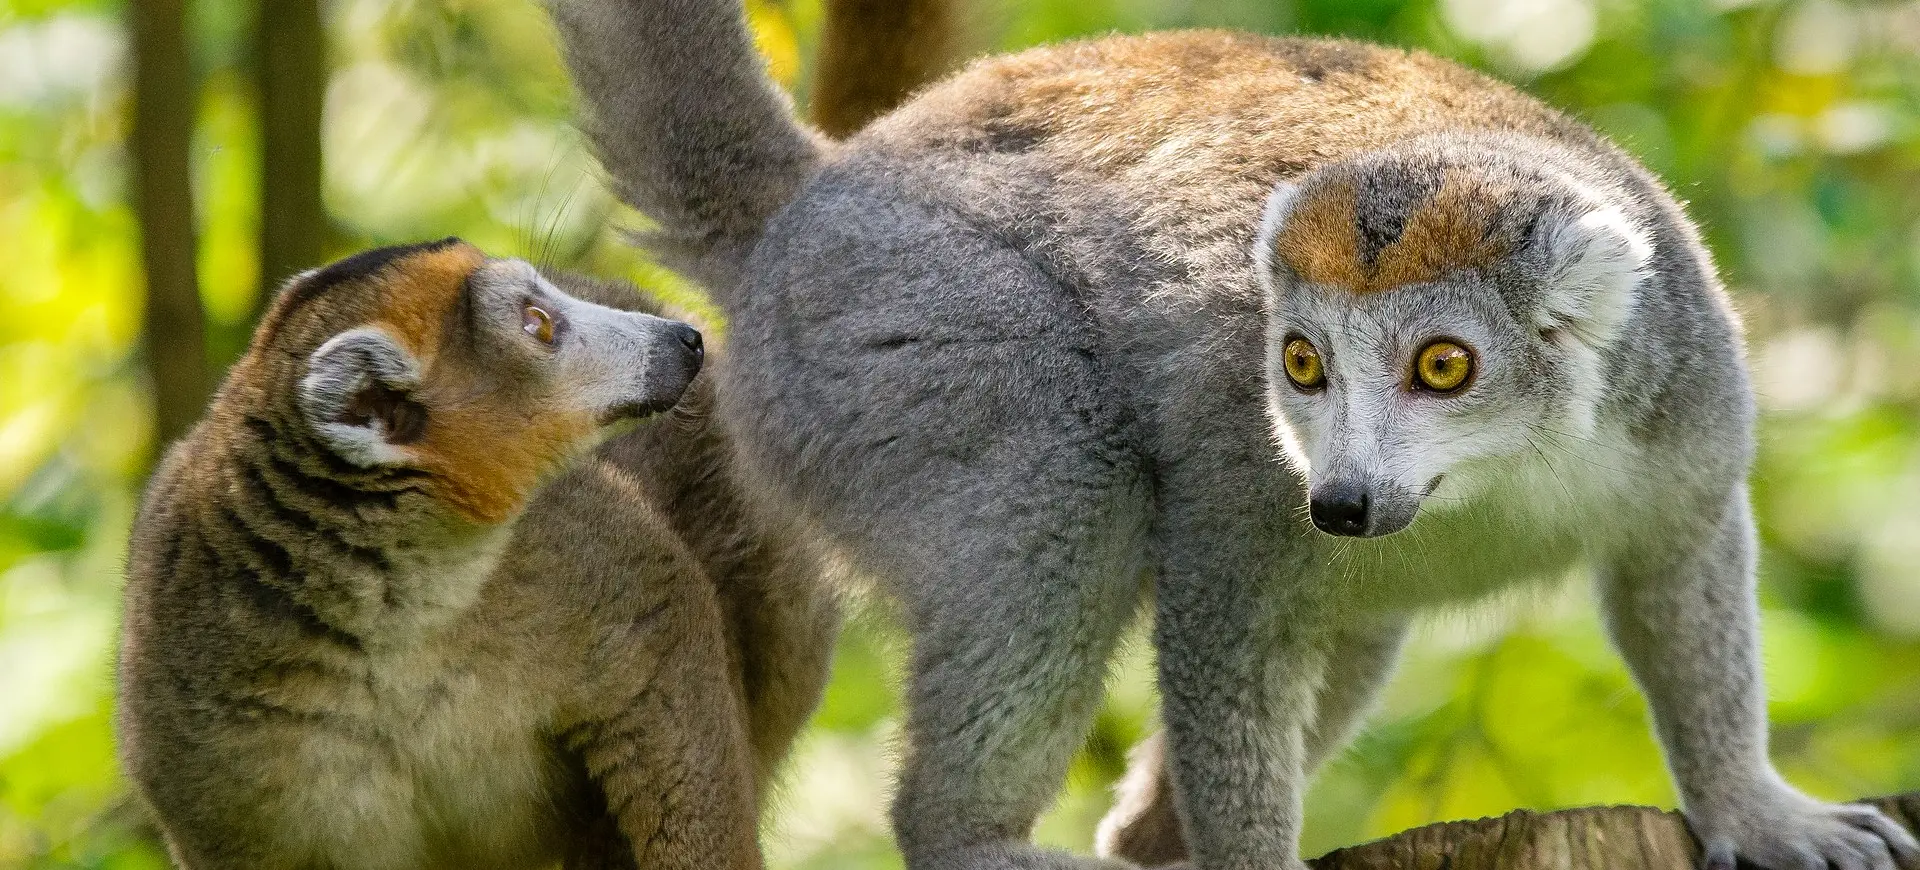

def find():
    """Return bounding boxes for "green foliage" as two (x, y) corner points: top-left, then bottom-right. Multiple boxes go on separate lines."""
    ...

(3, 0), (1919, 867)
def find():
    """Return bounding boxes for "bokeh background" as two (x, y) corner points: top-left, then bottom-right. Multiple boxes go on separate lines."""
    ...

(6, 0), (1920, 866)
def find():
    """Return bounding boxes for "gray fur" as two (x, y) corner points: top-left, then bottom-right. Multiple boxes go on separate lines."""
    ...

(548, 0), (823, 290)
(551, 8), (1919, 870)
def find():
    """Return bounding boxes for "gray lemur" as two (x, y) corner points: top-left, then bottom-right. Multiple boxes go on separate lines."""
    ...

(550, 4), (1920, 869)
(118, 239), (837, 869)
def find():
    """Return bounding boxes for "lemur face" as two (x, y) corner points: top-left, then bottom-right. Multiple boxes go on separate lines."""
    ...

(1263, 275), (1550, 538)
(1254, 140), (1650, 538)
(267, 239), (703, 524)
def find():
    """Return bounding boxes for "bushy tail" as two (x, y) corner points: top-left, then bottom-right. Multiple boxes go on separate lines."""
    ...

(550, 0), (823, 294)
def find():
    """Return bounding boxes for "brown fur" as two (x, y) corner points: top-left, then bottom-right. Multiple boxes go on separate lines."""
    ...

(411, 381), (597, 525)
(890, 33), (1591, 164)
(1271, 179), (1366, 290)
(1274, 170), (1516, 292)
(380, 244), (600, 523)
(365, 244), (484, 353)
(230, 241), (604, 526)
(117, 246), (837, 870)
(862, 32), (1606, 307)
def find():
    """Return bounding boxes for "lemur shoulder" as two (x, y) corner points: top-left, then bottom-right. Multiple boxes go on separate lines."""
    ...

(552, 8), (1920, 870)
(117, 239), (837, 870)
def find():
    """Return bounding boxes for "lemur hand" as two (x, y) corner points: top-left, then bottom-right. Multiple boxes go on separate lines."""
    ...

(1692, 786), (1919, 870)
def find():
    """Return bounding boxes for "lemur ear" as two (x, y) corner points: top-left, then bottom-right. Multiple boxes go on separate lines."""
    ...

(1252, 180), (1304, 283)
(1532, 205), (1652, 351)
(298, 327), (428, 467)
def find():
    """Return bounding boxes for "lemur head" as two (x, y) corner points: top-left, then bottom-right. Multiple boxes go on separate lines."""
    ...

(233, 238), (703, 525)
(1255, 135), (1652, 538)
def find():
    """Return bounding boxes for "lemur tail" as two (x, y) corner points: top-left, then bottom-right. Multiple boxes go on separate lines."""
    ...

(551, 0), (823, 294)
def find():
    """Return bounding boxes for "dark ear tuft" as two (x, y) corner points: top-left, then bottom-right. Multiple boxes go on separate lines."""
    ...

(298, 328), (425, 466)
(299, 237), (465, 294)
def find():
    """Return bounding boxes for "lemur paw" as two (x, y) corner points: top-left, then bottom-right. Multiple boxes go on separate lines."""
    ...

(1692, 792), (1920, 870)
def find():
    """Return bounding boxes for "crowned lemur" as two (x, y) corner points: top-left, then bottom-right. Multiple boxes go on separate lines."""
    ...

(550, 3), (1920, 868)
(118, 241), (838, 870)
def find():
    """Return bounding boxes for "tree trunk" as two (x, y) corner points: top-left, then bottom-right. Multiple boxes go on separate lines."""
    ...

(130, 0), (212, 449)
(809, 0), (958, 138)
(1312, 793), (1920, 869)
(252, 0), (328, 314)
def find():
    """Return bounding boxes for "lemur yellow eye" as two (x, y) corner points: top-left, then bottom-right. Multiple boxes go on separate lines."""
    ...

(1414, 340), (1474, 393)
(1282, 338), (1325, 390)
(522, 304), (555, 345)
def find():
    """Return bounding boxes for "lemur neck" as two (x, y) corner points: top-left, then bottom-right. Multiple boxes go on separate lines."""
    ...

(205, 412), (516, 646)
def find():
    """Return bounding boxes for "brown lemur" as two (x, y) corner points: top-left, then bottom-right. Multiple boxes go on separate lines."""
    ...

(116, 238), (839, 870)
(551, 3), (1920, 870)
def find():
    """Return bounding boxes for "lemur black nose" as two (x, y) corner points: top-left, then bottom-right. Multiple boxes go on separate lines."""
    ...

(671, 323), (704, 361)
(1309, 482), (1369, 537)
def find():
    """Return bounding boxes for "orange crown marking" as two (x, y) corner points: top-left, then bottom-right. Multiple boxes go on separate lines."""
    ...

(1273, 171), (1511, 293)
(369, 242), (488, 357)
(1272, 179), (1367, 290)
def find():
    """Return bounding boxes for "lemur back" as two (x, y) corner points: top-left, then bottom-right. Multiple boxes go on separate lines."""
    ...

(553, 7), (1920, 870)
(118, 241), (837, 870)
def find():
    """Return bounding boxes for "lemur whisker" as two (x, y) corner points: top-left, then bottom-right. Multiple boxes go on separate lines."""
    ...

(538, 163), (587, 272)
(1524, 425), (1648, 481)
(1523, 433), (1578, 505)
(1528, 422), (1641, 458)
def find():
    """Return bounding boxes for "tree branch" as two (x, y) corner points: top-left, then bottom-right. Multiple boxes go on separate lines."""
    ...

(810, 0), (960, 138)
(130, 0), (212, 449)
(1312, 793), (1920, 869)
(252, 0), (330, 316)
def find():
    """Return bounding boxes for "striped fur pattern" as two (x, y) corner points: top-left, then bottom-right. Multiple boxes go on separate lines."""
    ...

(117, 246), (837, 870)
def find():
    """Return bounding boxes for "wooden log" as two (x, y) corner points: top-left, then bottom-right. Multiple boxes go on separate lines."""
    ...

(1313, 794), (1920, 869)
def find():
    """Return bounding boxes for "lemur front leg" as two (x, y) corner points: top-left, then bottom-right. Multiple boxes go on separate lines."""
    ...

(562, 589), (765, 870)
(1098, 616), (1410, 867)
(1601, 486), (1920, 870)
(1151, 493), (1331, 870)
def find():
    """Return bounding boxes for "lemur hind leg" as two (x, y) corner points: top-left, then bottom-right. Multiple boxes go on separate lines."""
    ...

(886, 444), (1152, 870)
(1601, 487), (1920, 870)
(714, 177), (1156, 870)
(1098, 617), (1410, 867)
